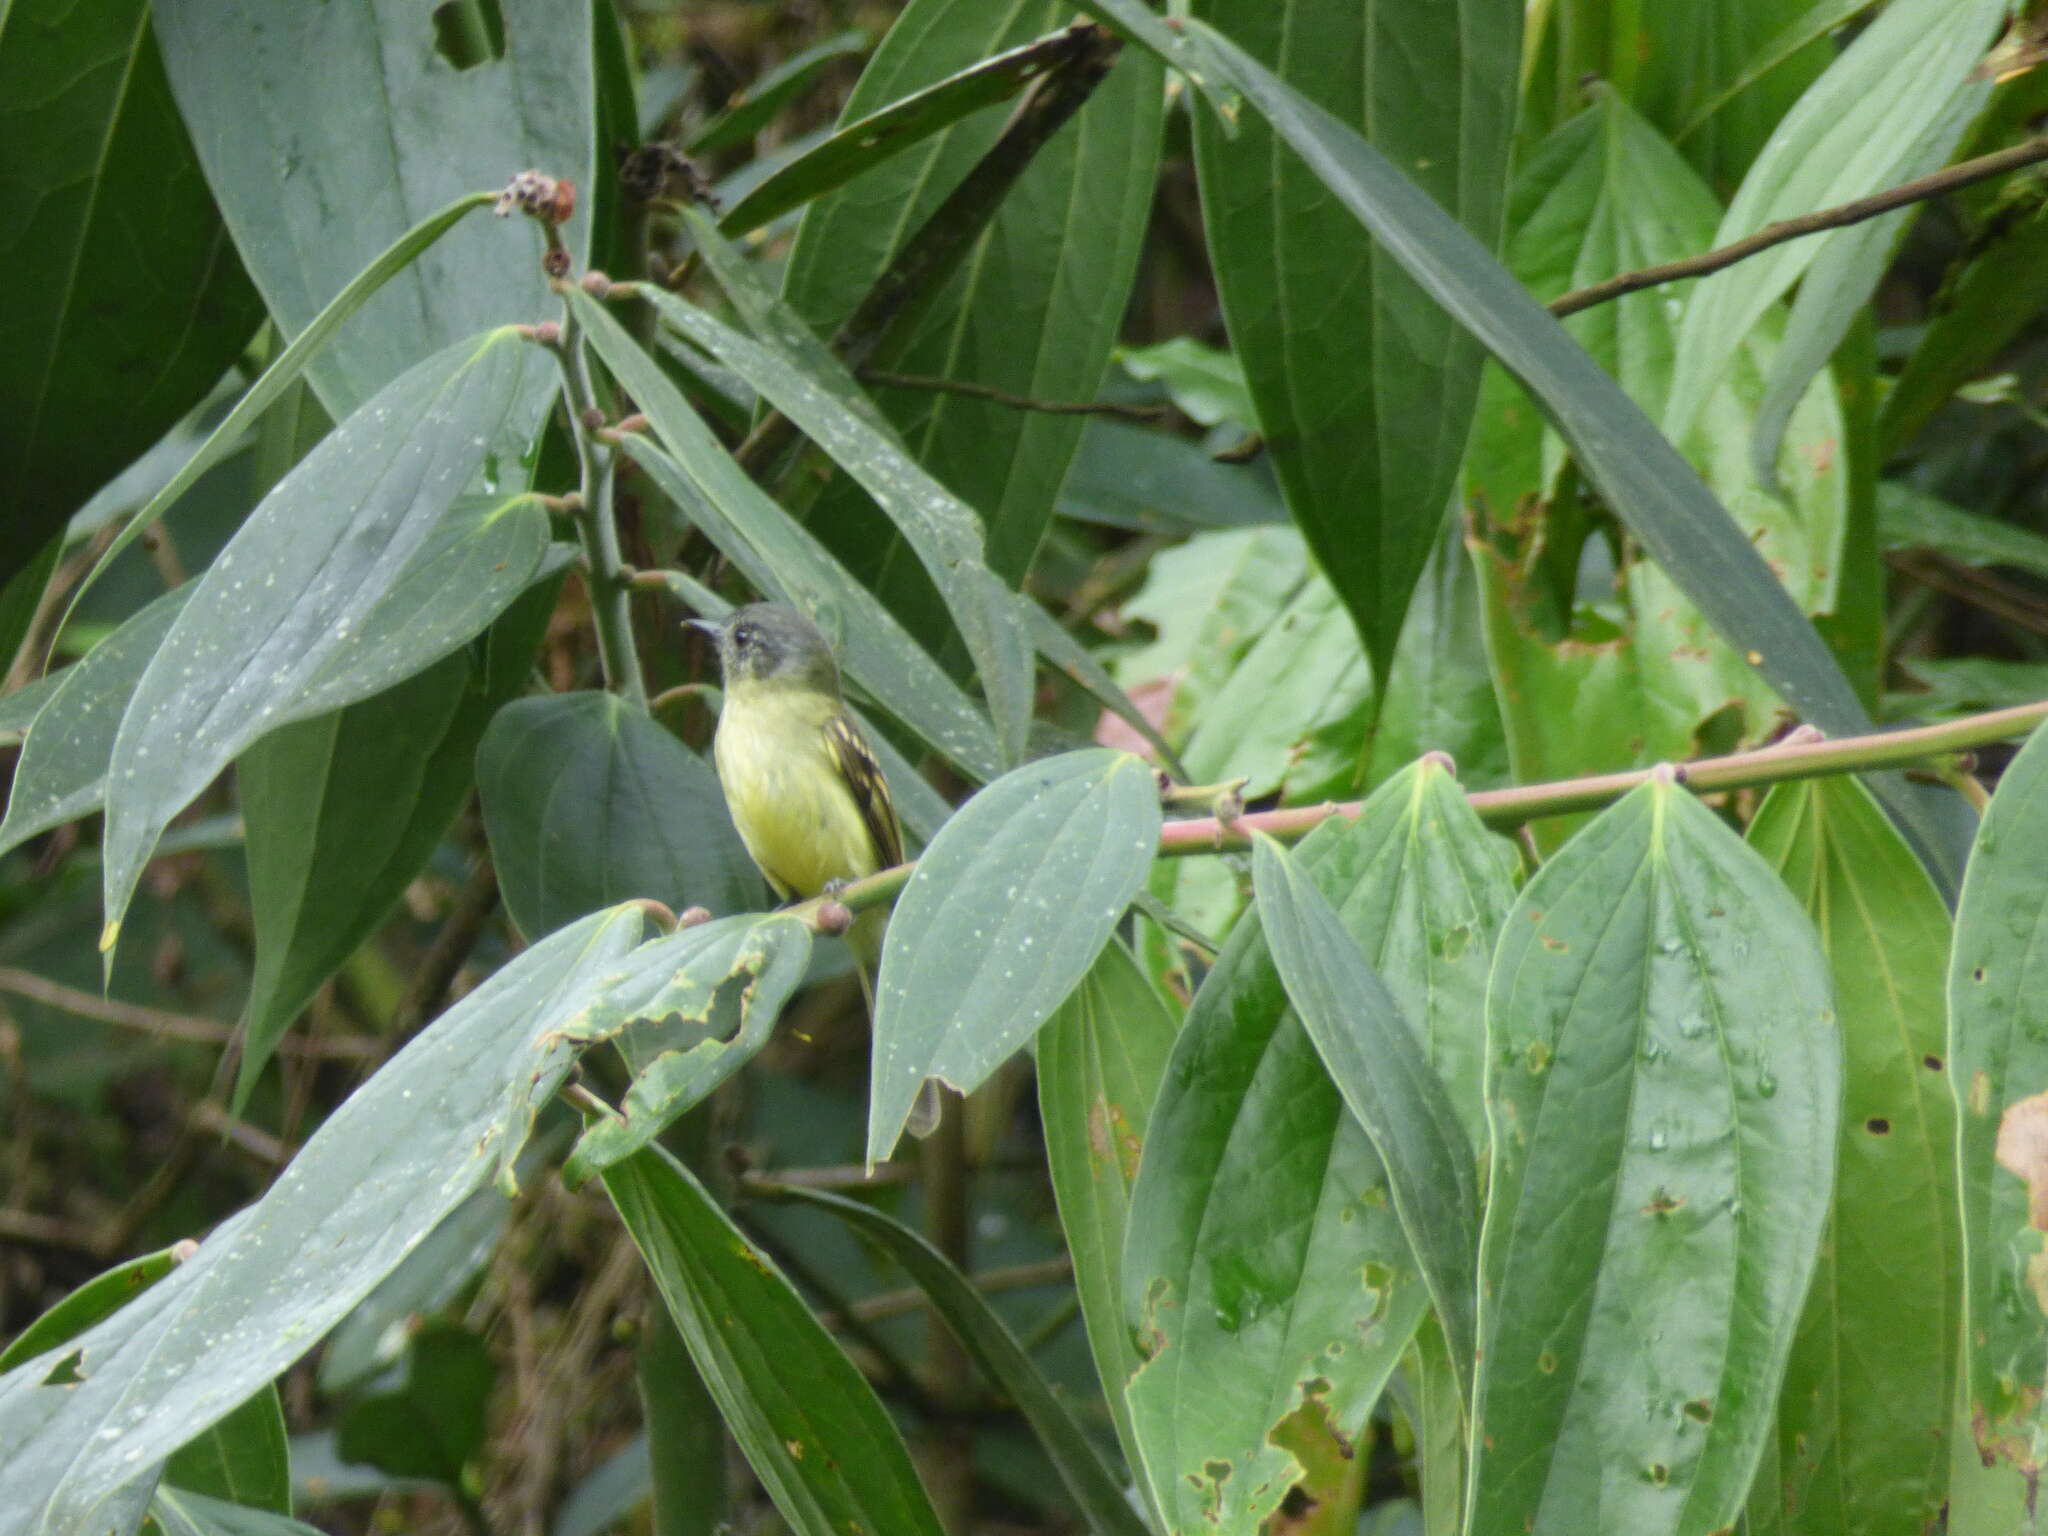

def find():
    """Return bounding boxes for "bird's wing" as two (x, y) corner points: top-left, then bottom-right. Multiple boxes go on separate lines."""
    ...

(826, 711), (904, 870)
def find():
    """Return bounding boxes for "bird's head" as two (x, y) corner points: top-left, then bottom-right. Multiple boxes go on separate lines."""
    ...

(689, 603), (841, 697)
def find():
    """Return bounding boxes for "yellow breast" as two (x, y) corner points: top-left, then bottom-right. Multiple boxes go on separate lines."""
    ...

(713, 686), (884, 900)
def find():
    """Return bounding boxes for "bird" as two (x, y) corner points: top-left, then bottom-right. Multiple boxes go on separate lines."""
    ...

(689, 603), (940, 1137)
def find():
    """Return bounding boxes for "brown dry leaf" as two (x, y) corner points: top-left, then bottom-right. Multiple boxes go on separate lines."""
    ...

(1995, 1090), (2048, 1230)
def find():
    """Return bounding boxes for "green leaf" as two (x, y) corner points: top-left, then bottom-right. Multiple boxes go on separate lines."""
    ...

(0, 0), (264, 589)
(780, 0), (1164, 603)
(576, 300), (1002, 780)
(1470, 780), (1838, 1536)
(716, 24), (1086, 236)
(1250, 834), (1479, 1401)
(602, 1145), (946, 1536)
(235, 567), (562, 1104)
(1664, 0), (2004, 440)
(1179, 570), (1372, 803)
(1951, 719), (2048, 1463)
(1172, 18), (1962, 889)
(1115, 338), (1256, 430)
(478, 690), (759, 943)
(1466, 91), (1848, 830)
(1878, 481), (2048, 580)
(1037, 939), (1178, 1508)
(868, 748), (1161, 1162)
(1055, 420), (1285, 533)
(0, 1246), (184, 1375)
(1188, 0), (1518, 683)
(166, 1387), (290, 1515)
(335, 1324), (494, 1488)
(762, 1183), (1151, 1536)
(561, 915), (814, 1185)
(619, 284), (1036, 768)
(0, 588), (189, 859)
(0, 906), (646, 1534)
(688, 29), (870, 158)
(57, 192), (500, 636)
(1673, 0), (1880, 157)
(1122, 758), (1512, 1536)
(153, 0), (591, 421)
(146, 1488), (327, 1536)
(100, 330), (546, 953)
(1880, 199), (2048, 455)
(1748, 776), (1957, 1536)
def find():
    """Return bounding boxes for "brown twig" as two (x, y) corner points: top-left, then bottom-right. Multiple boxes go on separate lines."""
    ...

(0, 967), (376, 1061)
(1551, 135), (2048, 319)
(1888, 549), (2048, 639)
(857, 369), (1170, 422)
(847, 1255), (1074, 1323)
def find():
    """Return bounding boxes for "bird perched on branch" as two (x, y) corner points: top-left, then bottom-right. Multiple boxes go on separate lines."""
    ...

(690, 602), (938, 1136)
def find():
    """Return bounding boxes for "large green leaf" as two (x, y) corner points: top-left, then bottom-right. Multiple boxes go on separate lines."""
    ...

(152, 0), (591, 421)
(0, 907), (645, 1536)
(1951, 719), (2048, 1464)
(718, 24), (1092, 237)
(1620, 0), (1834, 190)
(477, 690), (759, 943)
(58, 193), (499, 634)
(868, 748), (1160, 1162)
(1188, 0), (1518, 682)
(622, 285), (1035, 768)
(602, 1145), (946, 1536)
(1664, 0), (2005, 442)
(0, 0), (263, 589)
(764, 1183), (1150, 1536)
(0, 499), (555, 870)
(1036, 939), (1178, 1511)
(780, 0), (1163, 605)
(1748, 776), (1957, 1536)
(1095, 11), (1964, 890)
(1122, 758), (1512, 1536)
(100, 330), (545, 953)
(1465, 91), (1847, 830)
(1251, 834), (1479, 1400)
(1470, 780), (1838, 1536)
(234, 568), (562, 1104)
(577, 295), (1001, 781)
(686, 29), (871, 158)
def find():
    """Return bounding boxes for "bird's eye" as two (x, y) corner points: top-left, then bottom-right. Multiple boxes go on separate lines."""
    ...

(733, 624), (755, 647)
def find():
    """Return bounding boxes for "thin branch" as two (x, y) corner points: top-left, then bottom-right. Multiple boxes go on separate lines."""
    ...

(857, 368), (1170, 422)
(1551, 135), (2048, 319)
(548, 296), (647, 706)
(0, 968), (377, 1061)
(1888, 549), (2048, 639)
(792, 696), (2048, 924)
(846, 1256), (1074, 1324)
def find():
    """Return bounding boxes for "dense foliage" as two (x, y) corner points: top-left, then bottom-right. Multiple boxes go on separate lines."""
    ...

(4, 1), (2048, 1533)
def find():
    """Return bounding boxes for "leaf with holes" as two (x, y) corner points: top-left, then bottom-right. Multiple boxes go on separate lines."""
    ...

(1470, 780), (1838, 1536)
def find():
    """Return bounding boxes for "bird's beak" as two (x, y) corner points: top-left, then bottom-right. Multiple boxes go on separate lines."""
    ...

(685, 617), (723, 639)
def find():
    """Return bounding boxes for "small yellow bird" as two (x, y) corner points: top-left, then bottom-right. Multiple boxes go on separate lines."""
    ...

(691, 603), (939, 1136)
